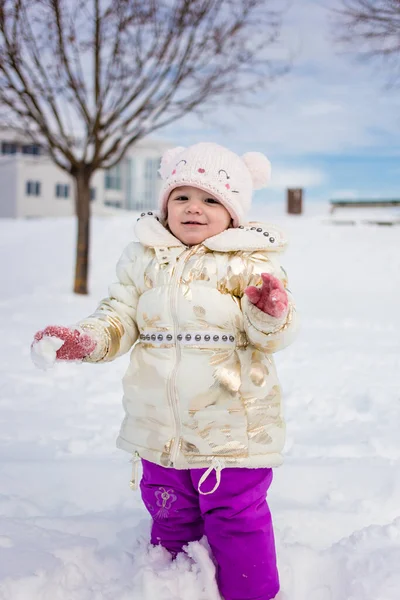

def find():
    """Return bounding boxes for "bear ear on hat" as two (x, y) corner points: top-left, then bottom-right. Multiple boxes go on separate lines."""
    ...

(158, 146), (186, 180)
(242, 152), (271, 190)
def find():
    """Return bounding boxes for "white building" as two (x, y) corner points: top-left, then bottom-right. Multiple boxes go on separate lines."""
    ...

(0, 130), (171, 218)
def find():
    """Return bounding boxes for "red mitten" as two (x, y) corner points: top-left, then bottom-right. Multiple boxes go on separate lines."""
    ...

(244, 273), (288, 318)
(33, 325), (97, 360)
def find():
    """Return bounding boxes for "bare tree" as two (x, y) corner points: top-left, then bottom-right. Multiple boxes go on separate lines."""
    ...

(0, 0), (287, 294)
(334, 1), (400, 86)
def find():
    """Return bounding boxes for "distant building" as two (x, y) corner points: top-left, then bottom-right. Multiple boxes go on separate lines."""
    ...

(0, 130), (171, 218)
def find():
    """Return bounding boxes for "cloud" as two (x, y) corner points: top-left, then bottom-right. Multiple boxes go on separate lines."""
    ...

(330, 189), (359, 200)
(269, 166), (326, 189)
(163, 0), (400, 158)
(329, 187), (400, 200)
(160, 0), (400, 200)
(299, 101), (343, 118)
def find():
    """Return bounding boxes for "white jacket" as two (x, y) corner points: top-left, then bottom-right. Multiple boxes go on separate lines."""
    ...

(79, 214), (298, 478)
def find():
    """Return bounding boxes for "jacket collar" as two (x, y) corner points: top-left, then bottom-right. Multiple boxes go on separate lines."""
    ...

(135, 212), (184, 248)
(134, 212), (287, 252)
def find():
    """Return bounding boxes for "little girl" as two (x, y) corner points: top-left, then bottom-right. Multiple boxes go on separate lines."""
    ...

(32, 142), (298, 600)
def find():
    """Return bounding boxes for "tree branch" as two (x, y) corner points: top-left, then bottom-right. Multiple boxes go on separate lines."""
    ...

(1, 0), (287, 174)
(334, 0), (400, 86)
(50, 0), (91, 125)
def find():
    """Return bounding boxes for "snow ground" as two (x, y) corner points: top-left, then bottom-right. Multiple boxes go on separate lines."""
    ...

(0, 205), (399, 599)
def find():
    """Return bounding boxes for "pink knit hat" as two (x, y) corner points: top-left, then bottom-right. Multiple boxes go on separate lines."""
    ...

(158, 142), (271, 227)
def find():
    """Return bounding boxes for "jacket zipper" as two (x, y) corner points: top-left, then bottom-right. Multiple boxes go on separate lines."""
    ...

(167, 245), (198, 466)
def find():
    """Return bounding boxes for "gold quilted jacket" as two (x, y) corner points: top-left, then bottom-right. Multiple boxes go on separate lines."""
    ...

(79, 214), (298, 476)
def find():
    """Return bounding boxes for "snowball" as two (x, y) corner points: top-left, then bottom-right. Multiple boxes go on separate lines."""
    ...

(30, 336), (64, 371)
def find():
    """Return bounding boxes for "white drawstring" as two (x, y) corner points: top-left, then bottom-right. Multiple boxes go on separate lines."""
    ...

(129, 452), (141, 491)
(198, 458), (225, 495)
(130, 452), (224, 495)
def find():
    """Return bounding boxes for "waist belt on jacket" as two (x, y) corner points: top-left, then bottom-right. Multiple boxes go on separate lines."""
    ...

(138, 329), (238, 348)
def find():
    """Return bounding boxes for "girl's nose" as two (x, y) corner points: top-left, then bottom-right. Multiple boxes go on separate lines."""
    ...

(186, 201), (202, 213)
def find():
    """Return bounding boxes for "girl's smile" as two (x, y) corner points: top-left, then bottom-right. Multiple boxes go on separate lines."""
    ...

(167, 185), (231, 245)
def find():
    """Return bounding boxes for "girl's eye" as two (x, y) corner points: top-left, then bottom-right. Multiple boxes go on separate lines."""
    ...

(205, 198), (219, 204)
(174, 195), (188, 201)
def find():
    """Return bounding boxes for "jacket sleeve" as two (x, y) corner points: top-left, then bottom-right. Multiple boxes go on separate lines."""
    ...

(240, 251), (299, 354)
(77, 242), (140, 363)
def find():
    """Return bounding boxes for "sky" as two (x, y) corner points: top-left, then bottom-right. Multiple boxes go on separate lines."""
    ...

(163, 0), (400, 207)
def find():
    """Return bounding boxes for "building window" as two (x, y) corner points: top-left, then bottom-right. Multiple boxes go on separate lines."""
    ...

(104, 199), (122, 208)
(22, 144), (41, 156)
(105, 163), (122, 190)
(1, 142), (42, 155)
(26, 180), (41, 196)
(90, 187), (96, 201)
(1, 142), (17, 155)
(126, 158), (135, 210)
(56, 183), (70, 198)
(144, 158), (160, 207)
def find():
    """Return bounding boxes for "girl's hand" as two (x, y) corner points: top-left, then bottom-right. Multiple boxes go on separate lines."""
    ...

(31, 325), (97, 368)
(244, 273), (288, 318)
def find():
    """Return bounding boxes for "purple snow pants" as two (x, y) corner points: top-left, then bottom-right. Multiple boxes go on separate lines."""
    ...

(140, 459), (279, 600)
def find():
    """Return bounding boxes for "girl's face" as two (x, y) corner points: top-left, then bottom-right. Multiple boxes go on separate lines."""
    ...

(167, 186), (232, 246)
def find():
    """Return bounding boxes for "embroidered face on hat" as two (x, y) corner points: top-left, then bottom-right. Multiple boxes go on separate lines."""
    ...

(158, 142), (271, 227)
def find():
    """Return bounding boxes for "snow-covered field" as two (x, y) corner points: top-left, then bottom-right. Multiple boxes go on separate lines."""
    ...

(1, 205), (399, 600)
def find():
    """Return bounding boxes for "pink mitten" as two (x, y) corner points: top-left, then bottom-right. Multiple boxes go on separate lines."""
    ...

(244, 273), (288, 318)
(33, 325), (97, 360)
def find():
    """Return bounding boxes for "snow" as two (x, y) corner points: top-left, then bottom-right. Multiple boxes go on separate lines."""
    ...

(30, 336), (64, 370)
(1, 206), (399, 600)
(327, 206), (400, 226)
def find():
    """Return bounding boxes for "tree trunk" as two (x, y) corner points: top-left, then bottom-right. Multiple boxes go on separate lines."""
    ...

(73, 167), (92, 295)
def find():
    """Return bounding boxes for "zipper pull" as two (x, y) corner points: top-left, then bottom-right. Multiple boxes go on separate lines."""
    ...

(129, 451), (141, 491)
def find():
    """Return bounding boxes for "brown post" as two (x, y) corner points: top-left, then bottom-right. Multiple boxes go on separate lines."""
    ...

(287, 188), (303, 214)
